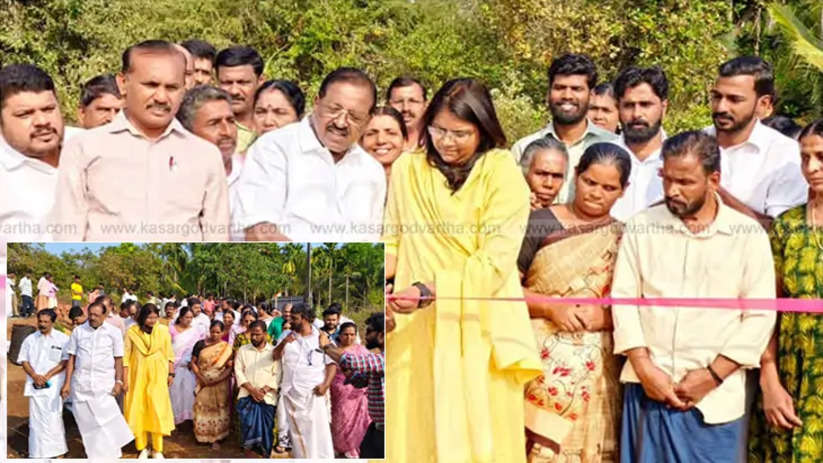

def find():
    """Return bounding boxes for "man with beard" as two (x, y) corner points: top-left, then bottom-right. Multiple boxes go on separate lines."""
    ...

(611, 131), (776, 462)
(320, 312), (385, 458)
(0, 64), (64, 242)
(512, 54), (617, 204)
(176, 86), (243, 191)
(216, 46), (266, 153)
(61, 301), (134, 458)
(610, 66), (669, 221)
(51, 40), (230, 241)
(387, 76), (427, 150)
(234, 67), (386, 241)
(273, 303), (335, 458)
(706, 56), (806, 223)
(235, 320), (282, 457)
(19, 309), (70, 459)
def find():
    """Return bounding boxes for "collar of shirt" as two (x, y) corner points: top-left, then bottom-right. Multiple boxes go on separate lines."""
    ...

(107, 110), (186, 141)
(704, 119), (769, 154)
(0, 135), (57, 174)
(298, 115), (364, 164)
(618, 129), (668, 166)
(542, 118), (614, 147)
(657, 192), (737, 237)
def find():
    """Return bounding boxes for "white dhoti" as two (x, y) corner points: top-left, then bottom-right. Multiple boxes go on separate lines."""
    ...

(276, 393), (292, 448)
(72, 396), (134, 459)
(28, 393), (68, 458)
(283, 386), (334, 458)
(170, 364), (196, 424)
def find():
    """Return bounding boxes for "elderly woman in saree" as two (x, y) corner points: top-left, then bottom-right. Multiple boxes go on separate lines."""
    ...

(385, 78), (543, 463)
(518, 142), (631, 462)
(169, 306), (202, 425)
(330, 322), (372, 458)
(190, 320), (233, 449)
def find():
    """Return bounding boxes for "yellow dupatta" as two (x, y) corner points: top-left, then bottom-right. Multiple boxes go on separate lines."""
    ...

(384, 149), (542, 463)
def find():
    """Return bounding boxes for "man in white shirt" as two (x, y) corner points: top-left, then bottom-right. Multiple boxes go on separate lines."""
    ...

(188, 297), (211, 333)
(611, 131), (776, 462)
(234, 67), (386, 242)
(121, 288), (137, 304)
(610, 66), (668, 222)
(706, 56), (807, 220)
(18, 273), (34, 318)
(511, 54), (617, 204)
(19, 309), (70, 458)
(273, 303), (335, 458)
(36, 272), (51, 312)
(7, 272), (18, 318)
(76, 74), (122, 129)
(0, 64), (63, 242)
(61, 301), (134, 458)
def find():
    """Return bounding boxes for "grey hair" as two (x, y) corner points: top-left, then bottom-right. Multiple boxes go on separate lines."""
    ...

(519, 136), (569, 176)
(176, 85), (232, 131)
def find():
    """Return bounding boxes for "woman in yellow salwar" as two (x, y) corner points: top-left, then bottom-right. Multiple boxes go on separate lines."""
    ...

(384, 78), (543, 463)
(191, 320), (233, 449)
(518, 142), (631, 462)
(123, 303), (175, 459)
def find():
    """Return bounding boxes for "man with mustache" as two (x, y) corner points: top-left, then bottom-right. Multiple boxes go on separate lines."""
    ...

(181, 39), (217, 86)
(76, 74), (123, 129)
(386, 76), (427, 150)
(0, 64), (64, 242)
(512, 53), (617, 204)
(610, 66), (668, 221)
(176, 86), (243, 192)
(216, 46), (266, 153)
(234, 67), (386, 241)
(612, 131), (776, 462)
(51, 39), (230, 242)
(706, 56), (806, 223)
(18, 308), (70, 458)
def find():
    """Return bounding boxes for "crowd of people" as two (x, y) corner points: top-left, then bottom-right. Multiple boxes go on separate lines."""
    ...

(2, 33), (823, 463)
(13, 283), (385, 459)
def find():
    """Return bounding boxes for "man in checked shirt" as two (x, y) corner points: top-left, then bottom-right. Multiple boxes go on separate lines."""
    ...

(320, 311), (386, 458)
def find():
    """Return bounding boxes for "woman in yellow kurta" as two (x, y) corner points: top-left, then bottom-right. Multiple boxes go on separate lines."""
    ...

(123, 303), (176, 459)
(385, 78), (543, 463)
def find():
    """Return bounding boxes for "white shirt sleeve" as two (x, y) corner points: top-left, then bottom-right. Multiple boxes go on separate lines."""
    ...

(765, 145), (808, 217)
(65, 330), (78, 356)
(232, 138), (289, 231)
(111, 327), (125, 357)
(17, 334), (33, 365)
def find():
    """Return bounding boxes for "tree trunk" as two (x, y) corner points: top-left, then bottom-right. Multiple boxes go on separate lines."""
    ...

(328, 258), (333, 306)
(306, 243), (312, 307)
(345, 273), (350, 310)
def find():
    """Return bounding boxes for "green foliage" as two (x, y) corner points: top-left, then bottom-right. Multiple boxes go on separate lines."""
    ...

(6, 242), (385, 312)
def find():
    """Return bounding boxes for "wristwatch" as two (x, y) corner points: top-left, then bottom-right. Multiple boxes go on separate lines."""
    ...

(412, 282), (433, 308)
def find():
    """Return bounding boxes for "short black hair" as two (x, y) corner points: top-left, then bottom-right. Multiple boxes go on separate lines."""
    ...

(88, 301), (105, 316)
(386, 76), (428, 101)
(576, 142), (633, 188)
(248, 320), (267, 332)
(215, 46), (264, 76)
(188, 297), (202, 308)
(210, 319), (225, 331)
(592, 82), (616, 99)
(121, 39), (183, 74)
(291, 302), (315, 322)
(762, 115), (803, 140)
(548, 54), (597, 90)
(37, 308), (57, 323)
(0, 64), (56, 108)
(322, 306), (341, 318)
(718, 56), (775, 99)
(661, 130), (721, 175)
(181, 39), (217, 64)
(175, 306), (193, 324)
(69, 306), (84, 320)
(614, 66), (669, 101)
(253, 79), (306, 118)
(79, 74), (121, 108)
(317, 67), (377, 113)
(164, 301), (178, 311)
(365, 312), (385, 335)
(798, 118), (823, 142)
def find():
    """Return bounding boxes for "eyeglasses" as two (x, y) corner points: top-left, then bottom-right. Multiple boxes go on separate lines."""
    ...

(316, 102), (369, 126)
(427, 125), (475, 143)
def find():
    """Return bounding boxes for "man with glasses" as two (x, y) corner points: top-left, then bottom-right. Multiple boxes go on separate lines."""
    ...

(233, 67), (386, 241)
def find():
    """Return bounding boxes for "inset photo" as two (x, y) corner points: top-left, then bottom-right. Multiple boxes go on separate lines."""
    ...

(5, 242), (385, 460)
